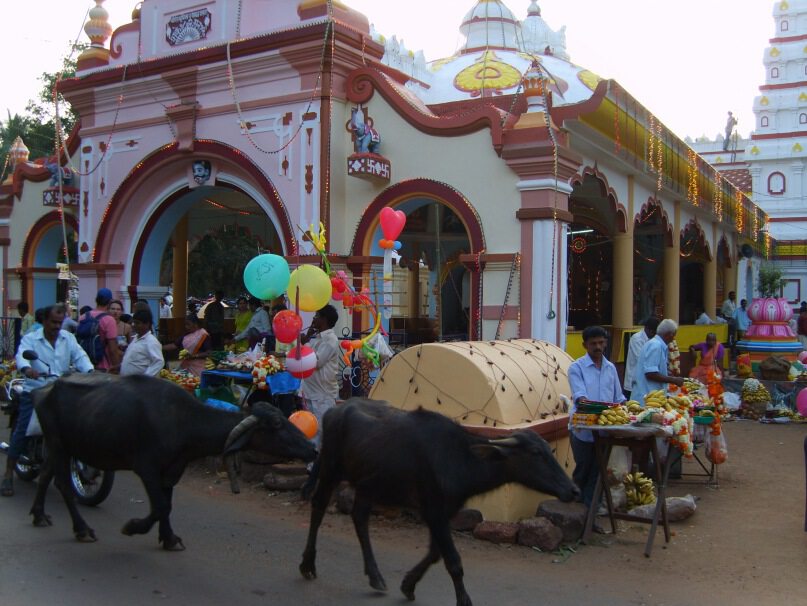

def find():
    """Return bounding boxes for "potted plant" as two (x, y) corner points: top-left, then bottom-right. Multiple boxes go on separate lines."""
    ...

(756, 264), (786, 299)
(748, 263), (792, 324)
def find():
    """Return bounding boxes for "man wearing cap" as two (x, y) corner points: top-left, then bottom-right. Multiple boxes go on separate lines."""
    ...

(88, 287), (121, 371)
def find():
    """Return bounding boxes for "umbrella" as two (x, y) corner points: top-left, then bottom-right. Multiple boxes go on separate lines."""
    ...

(196, 300), (229, 319)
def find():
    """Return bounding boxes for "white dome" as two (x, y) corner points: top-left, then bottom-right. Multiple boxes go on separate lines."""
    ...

(459, 0), (521, 53)
(521, 1), (569, 60)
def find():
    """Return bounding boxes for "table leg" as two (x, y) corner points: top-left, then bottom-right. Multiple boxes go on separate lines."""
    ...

(644, 439), (673, 557)
(582, 438), (614, 541)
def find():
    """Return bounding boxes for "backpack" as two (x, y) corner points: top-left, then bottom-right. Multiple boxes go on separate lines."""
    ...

(76, 311), (108, 364)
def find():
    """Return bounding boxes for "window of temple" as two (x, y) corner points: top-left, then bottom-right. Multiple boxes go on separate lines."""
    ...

(771, 67), (779, 78)
(782, 20), (789, 31)
(768, 172), (786, 195)
(761, 116), (769, 127)
(801, 113), (807, 125)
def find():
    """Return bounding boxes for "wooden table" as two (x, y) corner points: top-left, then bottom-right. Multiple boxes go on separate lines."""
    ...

(577, 423), (674, 557)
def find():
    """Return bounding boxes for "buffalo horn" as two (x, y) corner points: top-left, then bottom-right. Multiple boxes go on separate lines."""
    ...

(223, 414), (259, 453)
(224, 453), (241, 494)
(488, 436), (520, 447)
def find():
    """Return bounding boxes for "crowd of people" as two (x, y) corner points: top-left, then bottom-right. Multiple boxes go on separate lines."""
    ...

(3, 289), (344, 495)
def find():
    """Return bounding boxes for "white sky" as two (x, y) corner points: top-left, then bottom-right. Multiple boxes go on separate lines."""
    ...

(0, 0), (775, 141)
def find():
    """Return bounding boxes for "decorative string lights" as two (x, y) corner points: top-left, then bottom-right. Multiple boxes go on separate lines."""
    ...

(735, 190), (745, 235)
(713, 171), (724, 221)
(687, 148), (699, 207)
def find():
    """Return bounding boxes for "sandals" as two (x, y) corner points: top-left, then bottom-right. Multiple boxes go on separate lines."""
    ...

(0, 478), (13, 497)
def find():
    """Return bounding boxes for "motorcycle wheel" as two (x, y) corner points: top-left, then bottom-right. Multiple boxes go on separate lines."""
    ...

(14, 458), (39, 482)
(70, 459), (115, 506)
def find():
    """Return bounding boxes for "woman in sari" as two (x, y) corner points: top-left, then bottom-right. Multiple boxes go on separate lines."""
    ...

(163, 314), (211, 376)
(688, 332), (724, 383)
(233, 296), (252, 351)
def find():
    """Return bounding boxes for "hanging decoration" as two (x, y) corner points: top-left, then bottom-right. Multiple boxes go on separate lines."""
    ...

(302, 223), (385, 368)
(378, 207), (407, 319)
(571, 236), (587, 254)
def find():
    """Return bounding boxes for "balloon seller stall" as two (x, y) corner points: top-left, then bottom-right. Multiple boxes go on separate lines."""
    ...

(179, 217), (397, 438)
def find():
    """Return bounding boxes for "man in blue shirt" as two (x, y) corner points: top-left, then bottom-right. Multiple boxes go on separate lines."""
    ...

(568, 326), (625, 506)
(632, 318), (684, 404)
(2, 304), (93, 497)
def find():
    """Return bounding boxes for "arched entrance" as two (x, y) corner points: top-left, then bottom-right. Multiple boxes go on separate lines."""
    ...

(352, 180), (484, 343)
(92, 141), (294, 315)
(20, 211), (78, 308)
(567, 171), (626, 329)
(634, 200), (672, 323)
(679, 221), (710, 324)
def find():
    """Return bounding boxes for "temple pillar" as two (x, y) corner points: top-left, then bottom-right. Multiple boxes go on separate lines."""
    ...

(172, 214), (189, 319)
(704, 224), (717, 318)
(501, 98), (582, 345)
(612, 232), (634, 345)
(663, 201), (681, 322)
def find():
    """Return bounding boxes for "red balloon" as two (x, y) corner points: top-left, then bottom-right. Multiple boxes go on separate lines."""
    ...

(379, 207), (406, 242)
(285, 345), (317, 379)
(272, 310), (303, 344)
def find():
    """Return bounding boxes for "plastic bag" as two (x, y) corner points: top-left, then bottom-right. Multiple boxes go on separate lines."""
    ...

(706, 431), (728, 465)
(722, 391), (741, 411)
(26, 410), (42, 437)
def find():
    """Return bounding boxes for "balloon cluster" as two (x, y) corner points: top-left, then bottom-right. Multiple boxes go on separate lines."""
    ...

(241, 215), (401, 372)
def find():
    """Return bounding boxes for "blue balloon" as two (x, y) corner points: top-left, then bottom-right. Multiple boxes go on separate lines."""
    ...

(243, 254), (290, 300)
(393, 240), (402, 250)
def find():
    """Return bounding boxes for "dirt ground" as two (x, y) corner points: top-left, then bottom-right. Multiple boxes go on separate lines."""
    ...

(183, 419), (807, 605)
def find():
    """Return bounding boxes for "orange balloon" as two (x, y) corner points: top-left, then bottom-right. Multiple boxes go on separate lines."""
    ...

(289, 410), (318, 439)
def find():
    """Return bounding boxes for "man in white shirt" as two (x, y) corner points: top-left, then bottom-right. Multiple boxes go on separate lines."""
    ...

(623, 317), (659, 399)
(299, 304), (341, 449)
(3, 304), (93, 497)
(120, 309), (164, 376)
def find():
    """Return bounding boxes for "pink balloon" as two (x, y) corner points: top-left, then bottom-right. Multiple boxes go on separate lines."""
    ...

(379, 207), (406, 242)
(799, 351), (807, 364)
(798, 388), (807, 417)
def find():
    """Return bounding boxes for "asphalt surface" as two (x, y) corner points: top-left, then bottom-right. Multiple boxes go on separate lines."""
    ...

(0, 467), (581, 606)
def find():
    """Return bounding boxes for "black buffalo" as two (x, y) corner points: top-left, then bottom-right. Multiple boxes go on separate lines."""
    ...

(300, 398), (579, 606)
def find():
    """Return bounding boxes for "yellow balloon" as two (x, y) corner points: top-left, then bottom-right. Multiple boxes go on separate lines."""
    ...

(288, 265), (332, 312)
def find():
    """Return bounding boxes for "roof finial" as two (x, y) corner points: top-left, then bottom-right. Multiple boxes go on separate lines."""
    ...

(77, 0), (113, 70)
(528, 1), (541, 16)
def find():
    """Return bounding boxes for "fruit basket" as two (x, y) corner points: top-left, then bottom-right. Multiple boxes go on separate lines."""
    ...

(693, 415), (716, 425)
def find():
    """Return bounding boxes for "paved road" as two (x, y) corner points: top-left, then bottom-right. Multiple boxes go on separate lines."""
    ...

(0, 469), (588, 606)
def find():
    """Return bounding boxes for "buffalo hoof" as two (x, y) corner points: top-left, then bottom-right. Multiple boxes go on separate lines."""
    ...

(369, 576), (388, 593)
(75, 528), (98, 543)
(161, 536), (185, 551)
(31, 513), (53, 528)
(121, 518), (149, 536)
(401, 577), (416, 601)
(299, 562), (317, 580)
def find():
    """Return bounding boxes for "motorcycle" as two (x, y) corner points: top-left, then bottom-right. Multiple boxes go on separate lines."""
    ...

(0, 352), (114, 506)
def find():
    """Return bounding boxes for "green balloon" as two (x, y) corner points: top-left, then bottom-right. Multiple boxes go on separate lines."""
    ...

(243, 254), (290, 300)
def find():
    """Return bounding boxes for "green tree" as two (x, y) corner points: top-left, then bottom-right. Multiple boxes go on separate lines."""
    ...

(1, 46), (85, 169)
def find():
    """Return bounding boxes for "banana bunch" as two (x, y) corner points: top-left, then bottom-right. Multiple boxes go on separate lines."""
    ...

(597, 405), (630, 426)
(697, 409), (716, 418)
(624, 471), (656, 509)
(683, 378), (705, 393)
(178, 349), (190, 360)
(643, 389), (667, 408)
(626, 400), (644, 415)
(666, 394), (692, 415)
(204, 358), (217, 371)
(741, 385), (771, 404)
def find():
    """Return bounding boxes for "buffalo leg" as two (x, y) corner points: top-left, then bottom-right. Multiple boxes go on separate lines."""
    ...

(351, 491), (386, 592)
(299, 475), (338, 580)
(428, 520), (471, 606)
(52, 455), (96, 542)
(401, 537), (441, 601)
(157, 485), (183, 551)
(29, 452), (55, 528)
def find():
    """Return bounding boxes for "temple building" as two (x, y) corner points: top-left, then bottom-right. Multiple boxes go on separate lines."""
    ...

(694, 0), (806, 306)
(0, 0), (767, 358)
